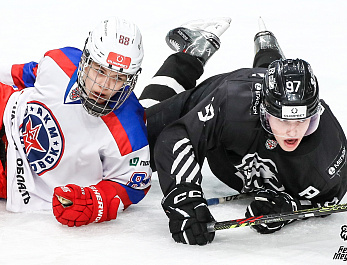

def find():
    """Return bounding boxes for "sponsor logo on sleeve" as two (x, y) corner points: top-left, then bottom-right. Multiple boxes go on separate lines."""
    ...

(127, 172), (150, 188)
(129, 157), (150, 167)
(326, 146), (346, 178)
(251, 83), (262, 115)
(129, 157), (139, 166)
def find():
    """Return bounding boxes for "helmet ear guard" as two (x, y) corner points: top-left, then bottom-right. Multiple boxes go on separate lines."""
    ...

(260, 59), (321, 137)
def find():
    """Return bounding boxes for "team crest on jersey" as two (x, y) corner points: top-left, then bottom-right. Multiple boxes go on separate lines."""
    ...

(69, 87), (80, 101)
(20, 101), (64, 175)
(265, 139), (278, 150)
(235, 152), (284, 192)
(64, 83), (81, 104)
(64, 70), (82, 105)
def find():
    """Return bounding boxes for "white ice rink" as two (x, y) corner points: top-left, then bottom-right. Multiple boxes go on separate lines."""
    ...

(0, 1), (346, 264)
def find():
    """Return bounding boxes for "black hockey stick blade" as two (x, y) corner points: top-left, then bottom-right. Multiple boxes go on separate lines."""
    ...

(207, 202), (347, 232)
(206, 193), (254, 206)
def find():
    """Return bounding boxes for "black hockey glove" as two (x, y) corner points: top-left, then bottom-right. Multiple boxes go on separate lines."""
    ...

(245, 189), (298, 234)
(161, 183), (215, 245)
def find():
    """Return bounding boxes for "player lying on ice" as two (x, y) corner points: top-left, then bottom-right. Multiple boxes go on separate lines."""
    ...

(139, 17), (347, 245)
(0, 17), (152, 226)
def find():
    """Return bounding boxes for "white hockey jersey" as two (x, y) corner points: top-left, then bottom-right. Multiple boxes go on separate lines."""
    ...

(0, 47), (151, 212)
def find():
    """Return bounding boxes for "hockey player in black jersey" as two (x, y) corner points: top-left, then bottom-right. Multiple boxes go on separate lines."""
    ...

(140, 18), (347, 245)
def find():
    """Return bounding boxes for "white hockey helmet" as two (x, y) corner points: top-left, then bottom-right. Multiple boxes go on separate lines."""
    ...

(77, 17), (144, 117)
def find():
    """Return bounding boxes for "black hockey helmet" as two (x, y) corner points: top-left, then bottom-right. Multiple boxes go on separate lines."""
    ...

(260, 59), (321, 136)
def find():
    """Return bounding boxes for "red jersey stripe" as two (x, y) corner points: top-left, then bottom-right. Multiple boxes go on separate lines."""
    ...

(44, 49), (77, 78)
(32, 64), (38, 77)
(115, 183), (133, 209)
(11, 64), (25, 90)
(101, 112), (133, 156)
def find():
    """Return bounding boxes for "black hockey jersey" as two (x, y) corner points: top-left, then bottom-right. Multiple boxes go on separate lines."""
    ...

(147, 54), (347, 208)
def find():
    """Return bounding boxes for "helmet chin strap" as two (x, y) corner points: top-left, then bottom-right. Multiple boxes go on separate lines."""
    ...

(81, 97), (113, 117)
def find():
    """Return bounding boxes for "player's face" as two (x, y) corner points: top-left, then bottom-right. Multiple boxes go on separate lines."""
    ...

(83, 62), (127, 104)
(268, 116), (311, 152)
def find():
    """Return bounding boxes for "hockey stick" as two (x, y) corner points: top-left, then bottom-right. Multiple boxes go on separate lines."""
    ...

(206, 193), (254, 206)
(207, 202), (347, 232)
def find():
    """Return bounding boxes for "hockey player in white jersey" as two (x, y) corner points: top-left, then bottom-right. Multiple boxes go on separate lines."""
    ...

(0, 17), (151, 227)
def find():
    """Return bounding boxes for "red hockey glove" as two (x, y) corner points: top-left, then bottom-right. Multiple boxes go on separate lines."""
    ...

(52, 181), (121, 227)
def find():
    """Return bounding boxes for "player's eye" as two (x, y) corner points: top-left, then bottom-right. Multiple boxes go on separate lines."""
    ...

(118, 76), (127, 82)
(98, 68), (106, 75)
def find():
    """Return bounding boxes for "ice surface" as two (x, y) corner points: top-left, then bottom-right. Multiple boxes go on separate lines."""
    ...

(0, 1), (346, 264)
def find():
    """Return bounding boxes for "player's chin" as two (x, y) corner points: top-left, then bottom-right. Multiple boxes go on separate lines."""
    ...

(280, 138), (301, 152)
(88, 95), (107, 104)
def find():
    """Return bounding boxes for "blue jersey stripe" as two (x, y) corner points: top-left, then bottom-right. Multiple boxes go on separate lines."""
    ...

(114, 93), (148, 152)
(22, 62), (38, 88)
(120, 183), (146, 204)
(59, 47), (82, 67)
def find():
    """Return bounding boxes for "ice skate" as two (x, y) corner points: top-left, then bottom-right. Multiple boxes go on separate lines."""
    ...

(181, 17), (231, 38)
(253, 17), (285, 68)
(166, 17), (231, 65)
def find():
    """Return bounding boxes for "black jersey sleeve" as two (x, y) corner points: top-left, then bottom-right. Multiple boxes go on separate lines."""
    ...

(154, 86), (228, 195)
(139, 53), (203, 107)
(308, 100), (347, 206)
(153, 68), (264, 195)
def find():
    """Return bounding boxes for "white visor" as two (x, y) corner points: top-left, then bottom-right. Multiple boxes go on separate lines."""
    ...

(260, 104), (321, 138)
